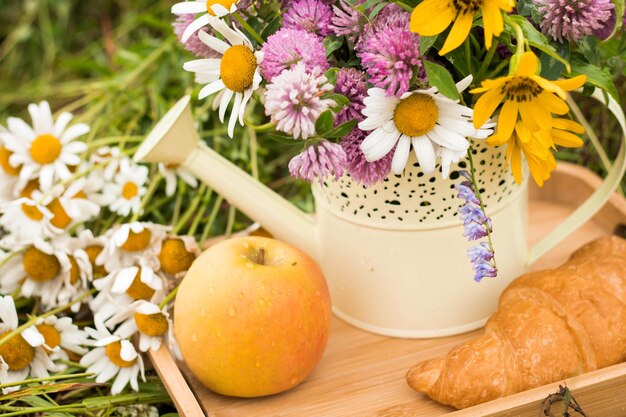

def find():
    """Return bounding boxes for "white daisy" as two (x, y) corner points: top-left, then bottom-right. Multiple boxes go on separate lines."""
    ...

(90, 266), (165, 322)
(183, 17), (263, 138)
(157, 236), (199, 277)
(89, 146), (123, 181)
(172, 0), (240, 43)
(98, 222), (170, 272)
(1, 101), (89, 191)
(0, 248), (25, 295)
(54, 236), (93, 313)
(0, 295), (57, 394)
(98, 158), (148, 216)
(69, 229), (109, 280)
(35, 315), (89, 361)
(0, 197), (59, 242)
(157, 163), (198, 197)
(107, 301), (170, 352)
(44, 181), (101, 232)
(358, 76), (494, 178)
(0, 125), (20, 203)
(80, 317), (145, 395)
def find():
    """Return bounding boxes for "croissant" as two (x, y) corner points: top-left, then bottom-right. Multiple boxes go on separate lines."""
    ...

(406, 236), (626, 409)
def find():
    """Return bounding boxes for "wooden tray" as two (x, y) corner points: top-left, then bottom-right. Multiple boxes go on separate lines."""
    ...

(148, 163), (626, 417)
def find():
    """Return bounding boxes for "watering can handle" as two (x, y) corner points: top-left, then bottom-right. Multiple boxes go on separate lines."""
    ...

(526, 88), (626, 266)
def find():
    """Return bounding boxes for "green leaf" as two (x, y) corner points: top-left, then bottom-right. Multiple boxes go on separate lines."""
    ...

(267, 134), (301, 145)
(315, 110), (335, 136)
(323, 36), (344, 58)
(506, 15), (571, 72)
(420, 35), (438, 55)
(325, 120), (358, 139)
(607, 0), (625, 40)
(324, 68), (340, 85)
(570, 53), (619, 101)
(326, 93), (350, 110)
(423, 61), (460, 100)
(540, 43), (569, 80)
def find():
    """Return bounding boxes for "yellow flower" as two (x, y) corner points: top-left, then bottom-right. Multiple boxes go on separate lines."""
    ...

(471, 51), (586, 142)
(410, 0), (515, 56)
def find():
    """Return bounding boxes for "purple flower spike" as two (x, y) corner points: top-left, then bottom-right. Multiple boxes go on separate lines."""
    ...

(533, 0), (615, 42)
(289, 140), (348, 182)
(456, 170), (498, 282)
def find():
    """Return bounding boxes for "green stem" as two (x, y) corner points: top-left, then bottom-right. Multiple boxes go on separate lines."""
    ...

(200, 195), (224, 247)
(0, 249), (24, 269)
(172, 184), (208, 234)
(225, 205), (236, 237)
(388, 0), (413, 12)
(475, 42), (498, 84)
(244, 121), (275, 133)
(130, 173), (163, 222)
(189, 188), (214, 236)
(0, 289), (97, 348)
(464, 38), (474, 75)
(0, 372), (93, 390)
(232, 12), (264, 44)
(87, 136), (144, 149)
(159, 285), (179, 309)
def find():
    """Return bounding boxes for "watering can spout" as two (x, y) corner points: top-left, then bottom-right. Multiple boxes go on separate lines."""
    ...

(134, 96), (318, 259)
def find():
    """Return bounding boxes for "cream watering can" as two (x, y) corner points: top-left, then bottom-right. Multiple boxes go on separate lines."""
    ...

(135, 89), (626, 339)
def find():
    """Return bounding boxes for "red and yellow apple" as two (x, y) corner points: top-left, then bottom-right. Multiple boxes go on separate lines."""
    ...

(174, 236), (331, 397)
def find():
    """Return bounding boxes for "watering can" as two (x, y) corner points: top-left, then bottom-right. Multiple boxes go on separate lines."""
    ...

(135, 89), (626, 338)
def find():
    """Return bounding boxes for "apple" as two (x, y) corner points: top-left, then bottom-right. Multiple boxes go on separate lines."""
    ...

(174, 236), (332, 397)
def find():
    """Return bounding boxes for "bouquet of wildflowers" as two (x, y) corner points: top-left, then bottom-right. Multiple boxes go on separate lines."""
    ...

(171, 0), (624, 281)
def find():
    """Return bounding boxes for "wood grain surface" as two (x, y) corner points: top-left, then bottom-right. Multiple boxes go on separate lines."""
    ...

(149, 163), (626, 417)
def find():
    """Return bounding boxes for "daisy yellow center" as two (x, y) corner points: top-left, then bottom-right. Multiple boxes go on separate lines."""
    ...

(121, 182), (139, 200)
(221, 45), (257, 93)
(85, 245), (107, 279)
(0, 331), (35, 371)
(105, 341), (136, 368)
(501, 76), (544, 103)
(47, 198), (72, 229)
(0, 146), (20, 176)
(21, 203), (44, 221)
(126, 268), (156, 300)
(206, 0), (237, 15)
(121, 229), (152, 252)
(134, 312), (169, 337)
(393, 93), (439, 137)
(20, 179), (40, 198)
(450, 0), (482, 13)
(158, 238), (195, 275)
(30, 134), (62, 165)
(68, 255), (80, 285)
(73, 190), (87, 199)
(36, 324), (61, 352)
(23, 247), (61, 282)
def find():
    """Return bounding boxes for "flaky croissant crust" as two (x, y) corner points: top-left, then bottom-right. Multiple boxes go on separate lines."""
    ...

(406, 236), (626, 409)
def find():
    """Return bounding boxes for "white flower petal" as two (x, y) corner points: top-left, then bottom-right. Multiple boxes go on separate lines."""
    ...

(391, 136), (411, 175)
(412, 136), (436, 174)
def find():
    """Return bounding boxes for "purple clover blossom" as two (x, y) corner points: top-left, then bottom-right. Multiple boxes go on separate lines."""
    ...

(356, 4), (424, 97)
(340, 129), (392, 186)
(334, 68), (368, 125)
(172, 14), (218, 58)
(289, 140), (348, 182)
(264, 62), (335, 140)
(260, 28), (329, 81)
(283, 0), (334, 37)
(456, 171), (497, 282)
(533, 0), (615, 42)
(330, 0), (367, 42)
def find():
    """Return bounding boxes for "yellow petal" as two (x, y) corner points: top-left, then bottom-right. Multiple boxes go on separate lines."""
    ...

(509, 142), (523, 184)
(482, 0), (504, 49)
(552, 118), (585, 134)
(552, 75), (587, 92)
(536, 92), (569, 115)
(439, 12), (474, 55)
(552, 129), (584, 148)
(517, 52), (539, 77)
(496, 99), (519, 141)
(519, 102), (542, 131)
(533, 76), (567, 100)
(410, 0), (455, 36)
(470, 77), (507, 94)
(473, 87), (505, 128)
(514, 121), (532, 144)
(527, 100), (555, 130)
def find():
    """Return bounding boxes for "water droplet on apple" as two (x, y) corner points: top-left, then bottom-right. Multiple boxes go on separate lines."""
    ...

(245, 261), (254, 269)
(209, 287), (215, 294)
(238, 292), (244, 299)
(271, 340), (276, 347)
(201, 309), (206, 317)
(267, 300), (273, 307)
(217, 330), (222, 338)
(257, 298), (266, 307)
(191, 333), (198, 342)
(255, 360), (261, 368)
(228, 304), (237, 317)
(242, 241), (250, 248)
(290, 376), (298, 385)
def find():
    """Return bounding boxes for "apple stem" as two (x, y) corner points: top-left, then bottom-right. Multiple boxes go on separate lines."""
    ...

(257, 248), (265, 265)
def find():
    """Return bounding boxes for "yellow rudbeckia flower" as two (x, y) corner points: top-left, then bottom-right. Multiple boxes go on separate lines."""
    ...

(410, 0), (515, 56)
(471, 51), (586, 144)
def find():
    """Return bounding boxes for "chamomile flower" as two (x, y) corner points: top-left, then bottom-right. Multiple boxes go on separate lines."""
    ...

(0, 197), (59, 242)
(107, 301), (170, 352)
(2, 101), (88, 191)
(358, 76), (493, 178)
(157, 163), (198, 197)
(0, 126), (20, 203)
(98, 222), (170, 272)
(89, 146), (123, 181)
(183, 18), (263, 138)
(55, 237), (93, 313)
(0, 295), (56, 394)
(157, 236), (199, 276)
(71, 229), (109, 280)
(35, 315), (89, 361)
(81, 317), (145, 394)
(91, 266), (165, 321)
(45, 181), (101, 231)
(99, 158), (148, 216)
(172, 0), (240, 43)
(0, 249), (25, 295)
